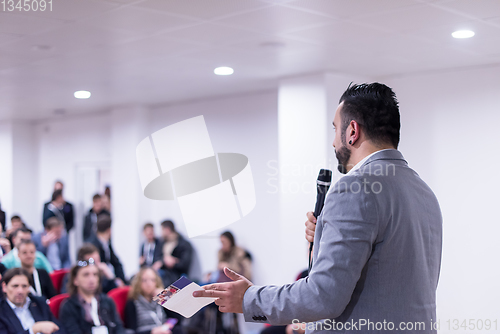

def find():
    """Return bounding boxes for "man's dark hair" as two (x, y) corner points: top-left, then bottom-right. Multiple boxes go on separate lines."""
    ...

(143, 223), (154, 230)
(52, 189), (63, 202)
(96, 214), (112, 233)
(10, 215), (21, 222)
(77, 243), (99, 261)
(160, 220), (176, 232)
(12, 227), (32, 240)
(339, 83), (400, 148)
(1, 267), (32, 286)
(46, 216), (63, 230)
(92, 194), (101, 202)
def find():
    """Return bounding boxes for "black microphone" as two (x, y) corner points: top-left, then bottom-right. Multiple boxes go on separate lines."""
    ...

(309, 169), (332, 272)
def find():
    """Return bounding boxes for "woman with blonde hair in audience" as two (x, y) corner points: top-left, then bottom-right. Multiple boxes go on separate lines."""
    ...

(125, 267), (179, 334)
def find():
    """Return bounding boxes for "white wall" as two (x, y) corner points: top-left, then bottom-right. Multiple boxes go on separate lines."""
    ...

(385, 65), (500, 333)
(149, 91), (280, 285)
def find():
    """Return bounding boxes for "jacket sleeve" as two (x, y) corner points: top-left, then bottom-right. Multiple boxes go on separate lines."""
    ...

(32, 234), (48, 255)
(124, 300), (137, 330)
(109, 245), (126, 283)
(242, 175), (379, 325)
(103, 297), (125, 334)
(41, 270), (58, 299)
(172, 240), (192, 274)
(59, 300), (84, 334)
(83, 215), (91, 242)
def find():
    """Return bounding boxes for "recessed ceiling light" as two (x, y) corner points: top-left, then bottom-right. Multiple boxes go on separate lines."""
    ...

(214, 67), (234, 75)
(74, 90), (91, 99)
(452, 30), (475, 39)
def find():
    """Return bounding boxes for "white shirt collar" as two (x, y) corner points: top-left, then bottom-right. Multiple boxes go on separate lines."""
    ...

(346, 149), (393, 176)
(6, 296), (31, 311)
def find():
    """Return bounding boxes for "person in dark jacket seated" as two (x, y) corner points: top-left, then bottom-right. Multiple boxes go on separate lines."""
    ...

(59, 259), (125, 334)
(158, 220), (192, 287)
(87, 215), (126, 286)
(0, 268), (65, 334)
(125, 267), (176, 334)
(18, 240), (57, 299)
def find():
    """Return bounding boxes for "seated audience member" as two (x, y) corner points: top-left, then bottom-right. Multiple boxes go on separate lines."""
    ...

(1, 228), (53, 273)
(159, 220), (192, 287)
(217, 231), (252, 282)
(0, 263), (6, 295)
(43, 181), (74, 233)
(83, 194), (110, 242)
(18, 240), (57, 299)
(5, 215), (26, 249)
(0, 224), (11, 259)
(59, 259), (125, 334)
(0, 268), (65, 334)
(125, 267), (179, 334)
(33, 217), (71, 270)
(140, 223), (162, 269)
(61, 243), (119, 294)
(88, 215), (126, 286)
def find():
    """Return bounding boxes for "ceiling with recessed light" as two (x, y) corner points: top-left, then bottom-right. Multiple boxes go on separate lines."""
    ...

(0, 0), (499, 121)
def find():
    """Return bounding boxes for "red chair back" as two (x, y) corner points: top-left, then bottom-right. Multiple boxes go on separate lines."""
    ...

(107, 286), (131, 323)
(50, 269), (69, 294)
(49, 293), (70, 319)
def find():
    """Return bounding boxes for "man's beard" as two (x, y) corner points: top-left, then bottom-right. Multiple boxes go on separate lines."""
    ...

(335, 142), (351, 174)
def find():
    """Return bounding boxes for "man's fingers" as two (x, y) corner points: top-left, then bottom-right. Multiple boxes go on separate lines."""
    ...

(193, 289), (225, 298)
(202, 283), (226, 291)
(306, 211), (317, 224)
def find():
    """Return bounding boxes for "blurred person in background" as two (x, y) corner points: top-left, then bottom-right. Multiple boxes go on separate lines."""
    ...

(5, 215), (26, 250)
(0, 202), (5, 234)
(1, 227), (53, 273)
(217, 231), (252, 282)
(88, 215), (126, 286)
(101, 193), (111, 214)
(59, 259), (125, 334)
(125, 267), (182, 334)
(0, 268), (64, 334)
(0, 223), (11, 260)
(158, 220), (192, 288)
(18, 240), (57, 299)
(43, 181), (74, 233)
(61, 243), (121, 294)
(83, 194), (110, 242)
(140, 223), (163, 269)
(33, 217), (71, 270)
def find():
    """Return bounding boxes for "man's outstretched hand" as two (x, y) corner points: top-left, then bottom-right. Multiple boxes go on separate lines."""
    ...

(193, 267), (253, 313)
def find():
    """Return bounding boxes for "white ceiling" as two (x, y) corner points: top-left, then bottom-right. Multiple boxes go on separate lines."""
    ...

(1, 0), (499, 121)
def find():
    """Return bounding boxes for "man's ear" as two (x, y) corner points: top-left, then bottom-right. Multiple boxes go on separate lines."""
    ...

(349, 120), (361, 144)
(1, 281), (6, 291)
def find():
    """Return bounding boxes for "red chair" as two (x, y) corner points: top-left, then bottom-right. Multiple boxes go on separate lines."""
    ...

(49, 293), (70, 319)
(50, 269), (69, 294)
(107, 286), (131, 323)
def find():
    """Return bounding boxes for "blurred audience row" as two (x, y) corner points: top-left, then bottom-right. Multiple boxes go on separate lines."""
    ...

(0, 181), (253, 334)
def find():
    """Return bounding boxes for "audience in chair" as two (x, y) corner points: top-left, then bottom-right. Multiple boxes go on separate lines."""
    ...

(42, 181), (74, 233)
(158, 220), (192, 287)
(59, 259), (125, 334)
(0, 268), (64, 334)
(33, 217), (71, 271)
(1, 227), (53, 273)
(125, 267), (175, 334)
(83, 194), (110, 242)
(61, 243), (121, 294)
(88, 215), (126, 286)
(18, 240), (57, 299)
(139, 223), (162, 269)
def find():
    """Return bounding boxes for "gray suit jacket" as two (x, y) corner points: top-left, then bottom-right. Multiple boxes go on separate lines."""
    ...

(243, 150), (442, 333)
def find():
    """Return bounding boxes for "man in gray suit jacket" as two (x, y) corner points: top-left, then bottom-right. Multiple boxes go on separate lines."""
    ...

(194, 83), (443, 333)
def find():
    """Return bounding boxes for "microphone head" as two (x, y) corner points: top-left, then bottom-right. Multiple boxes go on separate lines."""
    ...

(317, 169), (332, 185)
